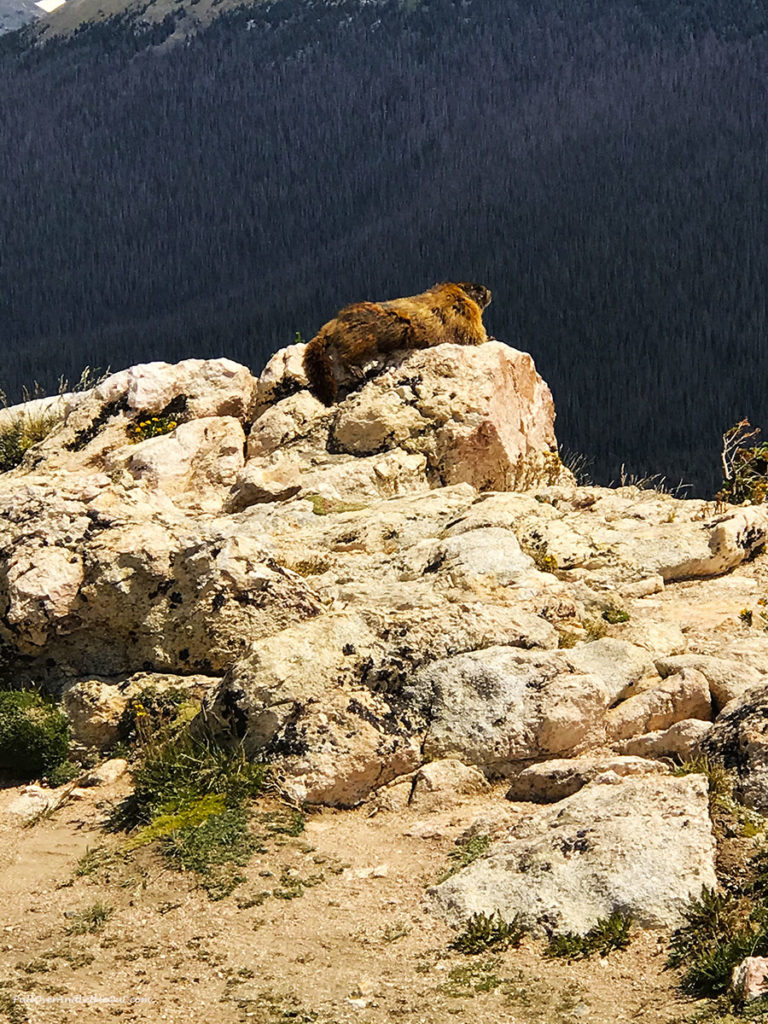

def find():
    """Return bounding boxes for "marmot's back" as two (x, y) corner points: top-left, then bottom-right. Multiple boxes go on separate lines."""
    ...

(303, 281), (492, 405)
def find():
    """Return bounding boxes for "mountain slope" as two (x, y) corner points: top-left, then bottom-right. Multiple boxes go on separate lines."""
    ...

(0, 0), (40, 33)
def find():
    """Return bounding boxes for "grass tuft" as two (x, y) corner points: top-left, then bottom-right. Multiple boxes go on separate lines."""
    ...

(65, 901), (113, 935)
(438, 834), (492, 882)
(0, 409), (58, 472)
(673, 756), (733, 810)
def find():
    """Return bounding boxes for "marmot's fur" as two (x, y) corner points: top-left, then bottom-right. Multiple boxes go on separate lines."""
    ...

(303, 281), (492, 405)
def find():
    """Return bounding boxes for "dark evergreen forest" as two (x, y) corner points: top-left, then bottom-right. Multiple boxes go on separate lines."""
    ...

(1, 0), (767, 493)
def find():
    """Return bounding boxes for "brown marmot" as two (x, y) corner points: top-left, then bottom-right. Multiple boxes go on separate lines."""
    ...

(303, 281), (492, 405)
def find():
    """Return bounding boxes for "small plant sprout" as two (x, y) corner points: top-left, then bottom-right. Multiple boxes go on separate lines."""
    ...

(602, 607), (630, 625)
(65, 901), (114, 935)
(740, 608), (754, 626)
(438, 833), (492, 882)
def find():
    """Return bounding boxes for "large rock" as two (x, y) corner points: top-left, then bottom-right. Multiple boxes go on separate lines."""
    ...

(105, 416), (246, 510)
(505, 755), (665, 803)
(271, 687), (422, 808)
(0, 482), (321, 679)
(701, 686), (768, 811)
(404, 646), (632, 772)
(4, 349), (768, 816)
(655, 653), (765, 710)
(564, 638), (658, 701)
(240, 341), (572, 505)
(450, 488), (768, 582)
(605, 669), (712, 742)
(432, 774), (717, 935)
(207, 602), (559, 802)
(616, 719), (712, 761)
(25, 358), (259, 476)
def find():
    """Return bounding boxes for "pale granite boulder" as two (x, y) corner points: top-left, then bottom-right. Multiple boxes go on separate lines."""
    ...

(432, 774), (717, 935)
(655, 653), (765, 710)
(605, 669), (712, 742)
(505, 754), (665, 803)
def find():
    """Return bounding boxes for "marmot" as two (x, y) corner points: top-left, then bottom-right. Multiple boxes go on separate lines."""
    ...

(303, 281), (492, 405)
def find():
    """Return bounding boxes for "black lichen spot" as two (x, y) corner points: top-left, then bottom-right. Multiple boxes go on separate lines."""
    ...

(159, 394), (189, 420)
(212, 593), (226, 612)
(220, 687), (248, 740)
(423, 552), (446, 574)
(342, 643), (356, 655)
(347, 698), (382, 730)
(267, 719), (309, 758)
(179, 648), (190, 662)
(67, 396), (129, 451)
(169, 591), (183, 607)
(559, 831), (591, 857)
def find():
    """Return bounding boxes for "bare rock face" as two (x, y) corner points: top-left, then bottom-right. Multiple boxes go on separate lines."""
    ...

(0, 483), (321, 679)
(238, 341), (572, 505)
(404, 647), (624, 771)
(732, 957), (768, 1002)
(655, 653), (766, 710)
(616, 719), (713, 760)
(432, 774), (717, 935)
(605, 668), (713, 742)
(505, 755), (666, 803)
(105, 416), (246, 511)
(24, 358), (258, 479)
(701, 685), (768, 811)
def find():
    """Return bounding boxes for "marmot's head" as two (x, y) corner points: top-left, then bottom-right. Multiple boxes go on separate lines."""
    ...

(456, 282), (492, 311)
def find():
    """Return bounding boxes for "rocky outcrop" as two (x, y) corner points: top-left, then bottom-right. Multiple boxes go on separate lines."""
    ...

(432, 774), (717, 935)
(240, 340), (570, 505)
(701, 686), (768, 811)
(1, 345), (768, 837)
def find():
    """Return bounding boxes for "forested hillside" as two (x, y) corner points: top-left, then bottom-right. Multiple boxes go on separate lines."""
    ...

(1, 0), (767, 493)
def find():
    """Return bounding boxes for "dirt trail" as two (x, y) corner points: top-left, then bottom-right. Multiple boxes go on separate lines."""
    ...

(0, 778), (700, 1024)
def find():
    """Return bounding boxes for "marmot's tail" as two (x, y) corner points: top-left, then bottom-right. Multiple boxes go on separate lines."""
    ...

(303, 332), (337, 405)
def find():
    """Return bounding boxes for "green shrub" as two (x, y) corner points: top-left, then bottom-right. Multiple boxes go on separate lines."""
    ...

(116, 685), (196, 746)
(304, 493), (366, 516)
(116, 732), (267, 828)
(44, 759), (81, 787)
(450, 911), (526, 954)
(666, 887), (766, 996)
(0, 691), (70, 777)
(110, 727), (269, 900)
(718, 420), (768, 505)
(545, 912), (633, 960)
(602, 607), (630, 624)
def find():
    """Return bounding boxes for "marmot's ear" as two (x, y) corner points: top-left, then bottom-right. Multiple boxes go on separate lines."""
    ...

(457, 282), (492, 310)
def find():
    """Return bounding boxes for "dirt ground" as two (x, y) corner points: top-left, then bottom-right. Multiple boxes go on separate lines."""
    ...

(0, 773), (710, 1024)
(7, 563), (768, 1024)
